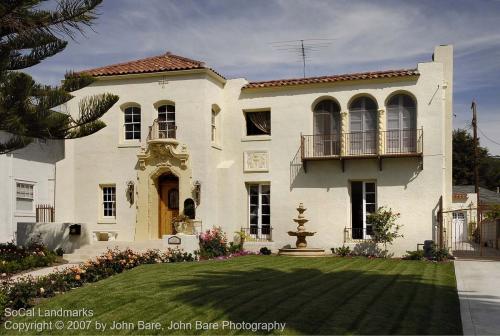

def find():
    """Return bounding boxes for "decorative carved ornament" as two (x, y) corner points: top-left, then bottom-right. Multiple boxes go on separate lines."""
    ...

(137, 142), (189, 170)
(244, 151), (269, 172)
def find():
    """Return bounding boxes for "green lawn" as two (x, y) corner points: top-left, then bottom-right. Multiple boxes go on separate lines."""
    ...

(1, 256), (462, 335)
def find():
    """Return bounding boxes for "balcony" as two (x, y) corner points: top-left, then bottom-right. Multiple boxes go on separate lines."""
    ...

(147, 119), (177, 143)
(300, 129), (423, 171)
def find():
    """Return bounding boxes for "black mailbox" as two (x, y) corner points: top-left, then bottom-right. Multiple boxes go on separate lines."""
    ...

(69, 224), (81, 235)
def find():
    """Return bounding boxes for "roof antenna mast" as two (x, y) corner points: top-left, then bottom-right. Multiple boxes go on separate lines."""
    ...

(270, 38), (335, 78)
(300, 40), (306, 78)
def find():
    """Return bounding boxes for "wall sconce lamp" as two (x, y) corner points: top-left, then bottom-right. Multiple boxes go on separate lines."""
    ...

(126, 180), (135, 205)
(193, 180), (201, 205)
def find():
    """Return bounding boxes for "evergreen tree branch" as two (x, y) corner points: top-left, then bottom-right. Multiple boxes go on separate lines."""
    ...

(62, 71), (95, 92)
(0, 133), (33, 154)
(0, 1), (118, 153)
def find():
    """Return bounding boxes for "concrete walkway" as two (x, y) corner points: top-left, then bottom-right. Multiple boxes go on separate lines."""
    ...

(455, 259), (500, 335)
(10, 263), (81, 281)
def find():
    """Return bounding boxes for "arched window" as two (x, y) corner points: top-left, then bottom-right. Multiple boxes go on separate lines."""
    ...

(124, 106), (141, 140)
(386, 94), (417, 153)
(211, 104), (221, 144)
(313, 99), (340, 156)
(157, 104), (176, 138)
(349, 96), (378, 155)
(183, 198), (196, 219)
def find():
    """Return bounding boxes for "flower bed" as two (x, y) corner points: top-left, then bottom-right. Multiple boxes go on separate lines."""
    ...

(0, 248), (195, 315)
(199, 227), (264, 260)
(0, 242), (57, 275)
(199, 227), (229, 259)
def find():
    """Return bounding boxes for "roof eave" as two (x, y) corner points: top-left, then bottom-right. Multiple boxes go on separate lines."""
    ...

(241, 74), (420, 91)
(88, 68), (226, 85)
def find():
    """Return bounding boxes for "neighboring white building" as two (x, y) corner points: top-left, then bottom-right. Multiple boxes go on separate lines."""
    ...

(449, 185), (500, 252)
(0, 139), (63, 243)
(51, 45), (454, 256)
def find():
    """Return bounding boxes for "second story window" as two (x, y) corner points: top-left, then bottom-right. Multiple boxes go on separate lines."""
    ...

(16, 182), (34, 211)
(313, 99), (341, 156)
(211, 108), (217, 142)
(386, 93), (417, 153)
(349, 96), (378, 155)
(124, 106), (141, 140)
(245, 111), (271, 136)
(158, 104), (176, 138)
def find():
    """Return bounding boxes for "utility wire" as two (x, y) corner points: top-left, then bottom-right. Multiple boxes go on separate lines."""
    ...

(477, 126), (500, 146)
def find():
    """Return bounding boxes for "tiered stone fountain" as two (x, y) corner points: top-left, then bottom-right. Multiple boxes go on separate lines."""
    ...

(278, 203), (325, 256)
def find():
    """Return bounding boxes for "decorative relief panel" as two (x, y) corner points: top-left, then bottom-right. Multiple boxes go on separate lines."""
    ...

(244, 151), (269, 172)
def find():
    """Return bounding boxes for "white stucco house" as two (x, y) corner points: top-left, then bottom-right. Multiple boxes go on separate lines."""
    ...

(23, 45), (454, 257)
(0, 138), (63, 243)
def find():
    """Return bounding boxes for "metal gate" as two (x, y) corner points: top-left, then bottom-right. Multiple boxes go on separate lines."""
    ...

(442, 208), (500, 258)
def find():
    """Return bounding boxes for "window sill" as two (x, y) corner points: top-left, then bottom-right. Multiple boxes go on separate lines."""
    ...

(241, 135), (271, 142)
(211, 144), (223, 150)
(98, 218), (117, 224)
(14, 211), (35, 217)
(118, 142), (141, 148)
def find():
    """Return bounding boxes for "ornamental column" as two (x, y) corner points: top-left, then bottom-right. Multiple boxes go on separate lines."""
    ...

(340, 111), (348, 156)
(378, 109), (385, 155)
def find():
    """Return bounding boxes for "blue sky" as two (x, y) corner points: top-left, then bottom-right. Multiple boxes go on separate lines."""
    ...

(27, 0), (500, 154)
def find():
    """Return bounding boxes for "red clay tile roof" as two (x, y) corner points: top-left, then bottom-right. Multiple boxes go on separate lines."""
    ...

(79, 52), (224, 78)
(453, 192), (468, 200)
(243, 69), (419, 89)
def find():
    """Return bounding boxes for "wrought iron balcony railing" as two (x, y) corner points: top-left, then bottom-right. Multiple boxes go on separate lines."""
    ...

(301, 129), (423, 160)
(241, 226), (273, 242)
(381, 129), (423, 155)
(343, 227), (373, 243)
(147, 119), (177, 141)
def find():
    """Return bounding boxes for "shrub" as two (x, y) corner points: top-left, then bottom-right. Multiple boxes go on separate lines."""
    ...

(367, 206), (403, 255)
(332, 245), (351, 257)
(259, 247), (272, 255)
(0, 247), (196, 313)
(0, 288), (7, 317)
(403, 250), (425, 260)
(403, 246), (451, 262)
(228, 242), (242, 254)
(0, 241), (57, 275)
(432, 247), (451, 261)
(485, 204), (500, 220)
(199, 227), (228, 259)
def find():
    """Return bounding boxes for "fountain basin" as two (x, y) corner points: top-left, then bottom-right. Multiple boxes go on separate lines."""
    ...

(278, 247), (326, 257)
(287, 231), (315, 237)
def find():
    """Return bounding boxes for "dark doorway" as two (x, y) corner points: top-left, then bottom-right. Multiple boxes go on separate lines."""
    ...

(158, 174), (179, 237)
(351, 181), (364, 239)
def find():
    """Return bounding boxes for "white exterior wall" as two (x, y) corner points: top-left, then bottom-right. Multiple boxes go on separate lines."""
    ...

(219, 60), (450, 256)
(0, 140), (62, 242)
(55, 72), (226, 240)
(55, 46), (453, 256)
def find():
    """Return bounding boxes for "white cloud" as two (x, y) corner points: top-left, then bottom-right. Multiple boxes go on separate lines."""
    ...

(23, 0), (500, 154)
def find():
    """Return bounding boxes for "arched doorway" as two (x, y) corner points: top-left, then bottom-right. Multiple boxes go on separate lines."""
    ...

(349, 96), (378, 155)
(158, 174), (179, 237)
(313, 99), (341, 156)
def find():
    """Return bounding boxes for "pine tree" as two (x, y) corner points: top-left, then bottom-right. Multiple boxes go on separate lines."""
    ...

(452, 128), (500, 189)
(0, 0), (119, 154)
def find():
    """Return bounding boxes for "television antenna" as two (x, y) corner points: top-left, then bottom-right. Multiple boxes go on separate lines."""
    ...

(270, 38), (335, 78)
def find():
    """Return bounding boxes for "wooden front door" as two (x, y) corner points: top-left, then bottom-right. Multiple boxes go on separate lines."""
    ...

(159, 179), (179, 237)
